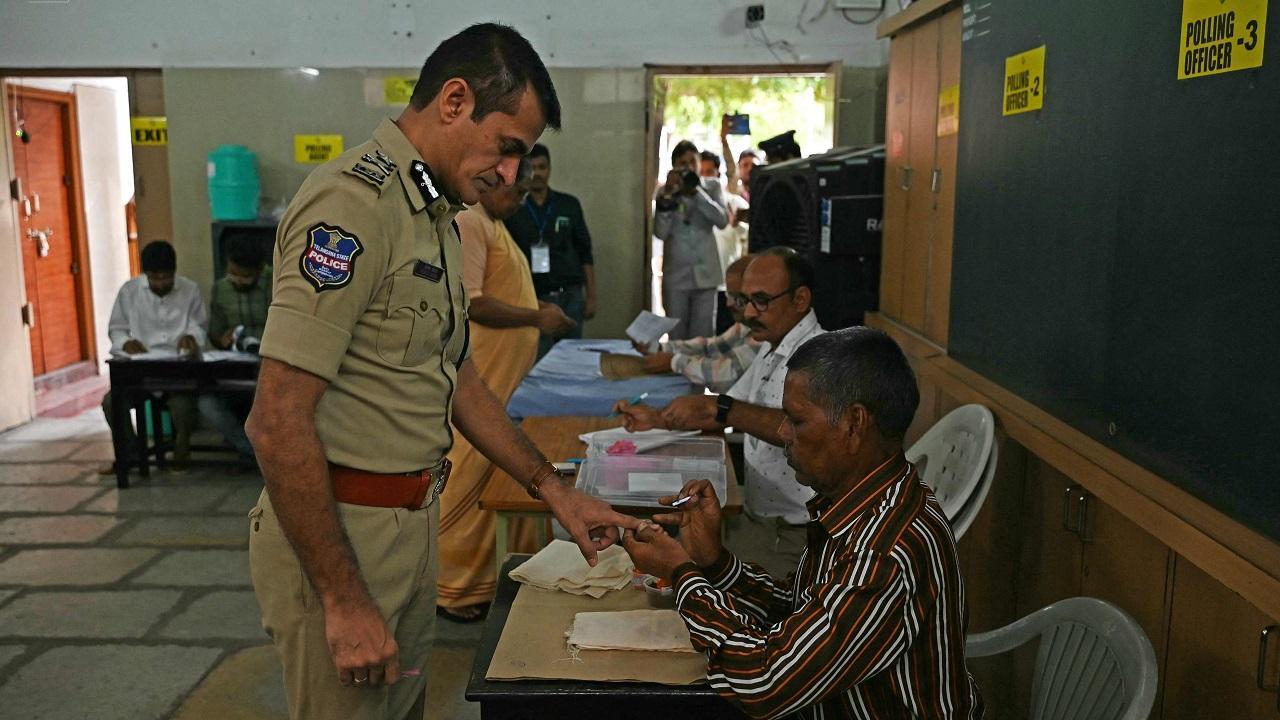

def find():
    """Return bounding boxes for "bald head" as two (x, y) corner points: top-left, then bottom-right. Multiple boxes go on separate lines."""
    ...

(723, 254), (755, 324)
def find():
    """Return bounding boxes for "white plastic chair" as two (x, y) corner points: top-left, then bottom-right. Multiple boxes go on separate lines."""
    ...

(906, 404), (995, 540)
(966, 597), (1159, 720)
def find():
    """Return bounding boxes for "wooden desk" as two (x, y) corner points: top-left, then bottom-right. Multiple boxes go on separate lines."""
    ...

(465, 554), (747, 719)
(106, 356), (259, 489)
(480, 416), (743, 571)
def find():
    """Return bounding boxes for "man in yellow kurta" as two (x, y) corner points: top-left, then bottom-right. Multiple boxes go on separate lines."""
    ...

(437, 159), (576, 620)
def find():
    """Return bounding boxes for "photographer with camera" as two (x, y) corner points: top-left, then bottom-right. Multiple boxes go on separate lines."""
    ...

(200, 235), (272, 466)
(654, 140), (729, 340)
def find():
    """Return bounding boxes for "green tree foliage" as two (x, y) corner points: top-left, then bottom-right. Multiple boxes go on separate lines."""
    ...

(658, 74), (834, 158)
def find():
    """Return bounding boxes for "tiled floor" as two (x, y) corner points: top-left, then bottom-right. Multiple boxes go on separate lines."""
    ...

(0, 409), (483, 719)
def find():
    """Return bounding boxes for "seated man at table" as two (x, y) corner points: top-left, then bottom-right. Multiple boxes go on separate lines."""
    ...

(637, 253), (760, 393)
(100, 240), (207, 473)
(438, 158), (575, 622)
(614, 247), (825, 576)
(622, 327), (984, 719)
(198, 234), (272, 466)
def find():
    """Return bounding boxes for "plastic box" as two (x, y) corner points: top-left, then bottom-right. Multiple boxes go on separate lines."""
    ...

(576, 435), (727, 508)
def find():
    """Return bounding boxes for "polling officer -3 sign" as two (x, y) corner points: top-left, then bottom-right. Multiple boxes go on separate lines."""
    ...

(1178, 0), (1267, 79)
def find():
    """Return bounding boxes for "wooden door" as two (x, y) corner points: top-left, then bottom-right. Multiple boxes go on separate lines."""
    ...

(1079, 492), (1173, 718)
(899, 18), (940, 331)
(12, 89), (88, 376)
(1163, 556), (1280, 718)
(880, 27), (915, 321)
(925, 8), (961, 347)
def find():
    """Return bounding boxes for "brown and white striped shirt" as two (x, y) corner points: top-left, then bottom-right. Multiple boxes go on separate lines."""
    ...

(672, 453), (984, 719)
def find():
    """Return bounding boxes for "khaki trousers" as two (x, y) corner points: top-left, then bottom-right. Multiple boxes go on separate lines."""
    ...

(249, 489), (438, 720)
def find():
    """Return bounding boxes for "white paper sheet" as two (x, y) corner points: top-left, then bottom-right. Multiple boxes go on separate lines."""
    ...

(625, 310), (681, 346)
(577, 428), (701, 454)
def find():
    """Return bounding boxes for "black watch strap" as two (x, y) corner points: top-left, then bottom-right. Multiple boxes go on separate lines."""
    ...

(714, 394), (735, 425)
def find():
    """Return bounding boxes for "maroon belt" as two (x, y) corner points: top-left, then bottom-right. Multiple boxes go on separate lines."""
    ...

(329, 460), (451, 510)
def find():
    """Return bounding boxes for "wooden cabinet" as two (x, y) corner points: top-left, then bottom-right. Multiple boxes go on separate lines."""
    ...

(878, 1), (959, 346)
(1007, 458), (1172, 717)
(1163, 556), (1280, 718)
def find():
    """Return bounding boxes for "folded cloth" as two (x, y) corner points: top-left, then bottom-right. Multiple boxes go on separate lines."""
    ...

(567, 609), (697, 653)
(509, 540), (634, 597)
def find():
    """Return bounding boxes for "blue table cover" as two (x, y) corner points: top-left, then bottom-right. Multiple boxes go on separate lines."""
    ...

(506, 339), (694, 419)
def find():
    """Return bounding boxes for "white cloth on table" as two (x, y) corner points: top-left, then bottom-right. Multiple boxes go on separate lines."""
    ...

(509, 540), (633, 598)
(567, 609), (697, 653)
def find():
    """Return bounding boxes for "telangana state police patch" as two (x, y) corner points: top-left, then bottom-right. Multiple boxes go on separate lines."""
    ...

(300, 223), (363, 292)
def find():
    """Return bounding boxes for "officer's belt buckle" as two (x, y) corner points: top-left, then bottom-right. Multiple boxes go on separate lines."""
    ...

(421, 459), (451, 510)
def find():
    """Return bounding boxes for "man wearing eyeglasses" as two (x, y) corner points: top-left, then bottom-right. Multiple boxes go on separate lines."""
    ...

(615, 246), (825, 574)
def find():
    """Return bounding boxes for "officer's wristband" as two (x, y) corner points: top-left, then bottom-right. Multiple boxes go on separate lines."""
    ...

(526, 461), (562, 500)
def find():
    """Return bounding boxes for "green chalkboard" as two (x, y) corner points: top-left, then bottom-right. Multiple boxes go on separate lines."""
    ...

(949, 0), (1280, 541)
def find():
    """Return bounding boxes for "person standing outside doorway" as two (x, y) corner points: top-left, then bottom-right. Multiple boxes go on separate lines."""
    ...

(504, 143), (596, 357)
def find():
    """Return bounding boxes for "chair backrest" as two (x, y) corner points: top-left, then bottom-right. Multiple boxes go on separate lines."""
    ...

(906, 404), (995, 529)
(966, 597), (1159, 720)
(949, 436), (997, 541)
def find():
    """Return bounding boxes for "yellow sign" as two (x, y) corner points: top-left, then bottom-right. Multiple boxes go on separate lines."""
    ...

(130, 116), (168, 146)
(294, 134), (344, 164)
(1178, 0), (1267, 79)
(937, 84), (960, 137)
(1003, 46), (1045, 116)
(384, 76), (417, 105)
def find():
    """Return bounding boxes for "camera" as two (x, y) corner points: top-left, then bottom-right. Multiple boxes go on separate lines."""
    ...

(232, 325), (261, 355)
(679, 168), (699, 190)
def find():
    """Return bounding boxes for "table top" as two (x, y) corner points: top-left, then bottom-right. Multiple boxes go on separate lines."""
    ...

(480, 416), (742, 515)
(108, 354), (260, 386)
(506, 339), (694, 419)
(465, 554), (745, 716)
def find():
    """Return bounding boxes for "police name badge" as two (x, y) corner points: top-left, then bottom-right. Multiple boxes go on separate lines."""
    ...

(301, 223), (364, 292)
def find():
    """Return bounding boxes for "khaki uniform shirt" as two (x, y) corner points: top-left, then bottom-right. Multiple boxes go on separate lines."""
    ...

(260, 118), (470, 473)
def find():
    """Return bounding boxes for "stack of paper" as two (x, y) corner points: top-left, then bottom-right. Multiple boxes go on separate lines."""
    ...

(509, 540), (634, 598)
(567, 609), (697, 653)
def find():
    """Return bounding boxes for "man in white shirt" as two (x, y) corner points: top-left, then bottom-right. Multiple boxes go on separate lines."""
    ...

(614, 247), (826, 575)
(100, 241), (207, 473)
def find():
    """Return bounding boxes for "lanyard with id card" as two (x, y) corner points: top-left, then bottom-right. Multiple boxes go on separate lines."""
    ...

(525, 198), (555, 275)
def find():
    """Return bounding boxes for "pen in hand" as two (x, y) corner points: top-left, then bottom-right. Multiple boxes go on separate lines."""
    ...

(608, 391), (650, 418)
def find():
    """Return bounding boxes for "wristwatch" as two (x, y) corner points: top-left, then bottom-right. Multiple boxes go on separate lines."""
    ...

(714, 394), (735, 425)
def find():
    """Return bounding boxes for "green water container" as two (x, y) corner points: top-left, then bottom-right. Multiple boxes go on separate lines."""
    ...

(208, 145), (260, 221)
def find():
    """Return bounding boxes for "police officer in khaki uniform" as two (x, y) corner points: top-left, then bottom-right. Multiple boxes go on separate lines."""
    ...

(246, 24), (642, 720)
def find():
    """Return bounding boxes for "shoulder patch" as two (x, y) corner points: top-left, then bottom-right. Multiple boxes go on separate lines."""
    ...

(300, 223), (364, 292)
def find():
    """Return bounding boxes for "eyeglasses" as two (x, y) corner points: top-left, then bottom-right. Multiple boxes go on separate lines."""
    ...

(729, 288), (795, 312)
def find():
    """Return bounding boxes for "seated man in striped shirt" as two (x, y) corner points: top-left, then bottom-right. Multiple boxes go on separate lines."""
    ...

(637, 254), (760, 393)
(623, 327), (983, 719)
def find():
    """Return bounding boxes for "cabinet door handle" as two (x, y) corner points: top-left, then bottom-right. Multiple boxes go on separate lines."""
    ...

(1259, 625), (1279, 691)
(1076, 492), (1092, 542)
(900, 166), (913, 191)
(1062, 486), (1077, 535)
(931, 168), (942, 193)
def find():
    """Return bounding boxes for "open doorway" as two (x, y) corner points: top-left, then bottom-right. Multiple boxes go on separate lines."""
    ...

(643, 65), (839, 323)
(3, 76), (135, 418)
